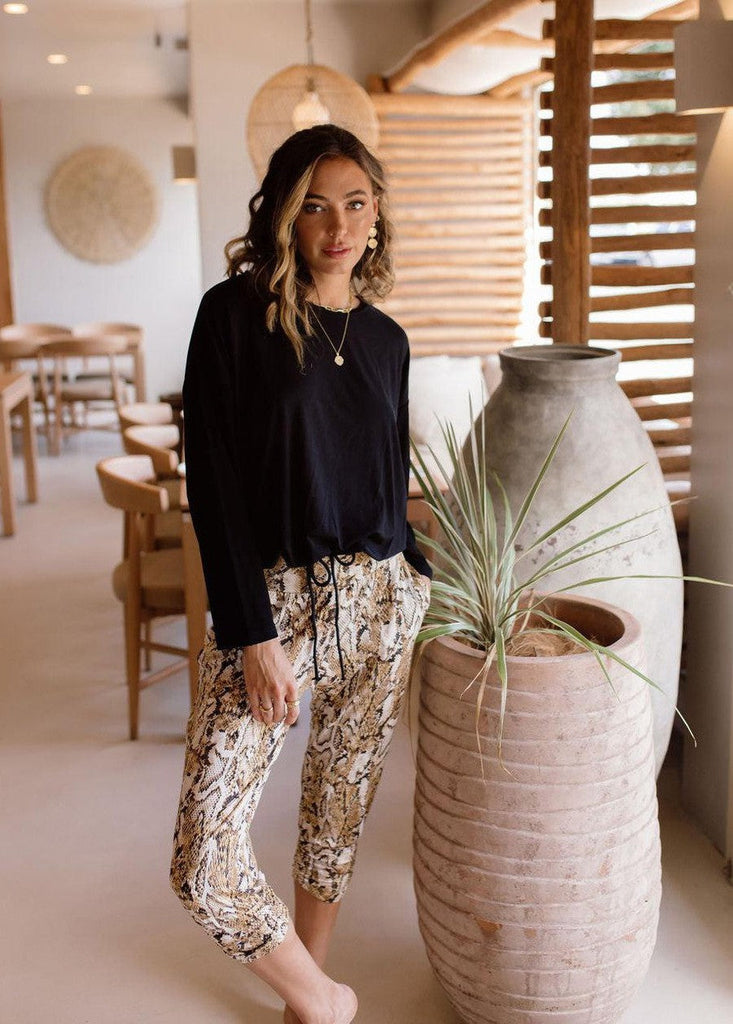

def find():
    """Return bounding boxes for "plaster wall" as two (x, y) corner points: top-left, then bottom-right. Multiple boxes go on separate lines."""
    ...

(2, 97), (201, 400)
(681, 0), (733, 859)
(189, 0), (429, 288)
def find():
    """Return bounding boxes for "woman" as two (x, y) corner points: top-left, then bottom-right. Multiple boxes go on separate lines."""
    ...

(170, 125), (431, 1024)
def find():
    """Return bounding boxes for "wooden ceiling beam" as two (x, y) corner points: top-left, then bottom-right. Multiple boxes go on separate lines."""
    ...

(384, 0), (537, 93)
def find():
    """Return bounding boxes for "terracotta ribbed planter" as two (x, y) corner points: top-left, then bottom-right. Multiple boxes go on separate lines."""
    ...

(414, 594), (661, 1024)
(474, 344), (683, 774)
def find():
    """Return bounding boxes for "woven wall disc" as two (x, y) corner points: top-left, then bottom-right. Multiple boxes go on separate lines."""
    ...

(247, 64), (380, 180)
(45, 146), (159, 264)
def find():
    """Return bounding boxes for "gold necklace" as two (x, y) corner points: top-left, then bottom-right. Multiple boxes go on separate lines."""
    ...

(310, 304), (351, 367)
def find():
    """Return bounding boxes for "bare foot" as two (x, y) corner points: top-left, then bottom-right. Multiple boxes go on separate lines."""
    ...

(328, 984), (358, 1024)
(284, 983), (357, 1024)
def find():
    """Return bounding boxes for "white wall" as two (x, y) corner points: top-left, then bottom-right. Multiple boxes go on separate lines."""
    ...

(682, 0), (733, 861)
(189, 0), (429, 288)
(3, 97), (201, 400)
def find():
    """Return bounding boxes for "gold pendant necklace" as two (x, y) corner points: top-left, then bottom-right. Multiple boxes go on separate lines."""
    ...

(310, 304), (351, 367)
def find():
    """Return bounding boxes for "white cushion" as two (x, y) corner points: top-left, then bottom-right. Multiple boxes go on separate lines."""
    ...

(409, 355), (487, 470)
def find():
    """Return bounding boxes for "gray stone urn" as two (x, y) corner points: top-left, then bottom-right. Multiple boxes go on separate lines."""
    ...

(472, 344), (683, 773)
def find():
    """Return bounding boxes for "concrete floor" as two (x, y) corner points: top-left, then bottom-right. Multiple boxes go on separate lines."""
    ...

(1, 431), (732, 1024)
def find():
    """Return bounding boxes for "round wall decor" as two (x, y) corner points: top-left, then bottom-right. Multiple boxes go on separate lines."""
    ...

(45, 146), (159, 263)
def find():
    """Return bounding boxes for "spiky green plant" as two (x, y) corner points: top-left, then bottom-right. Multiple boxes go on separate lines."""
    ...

(410, 404), (730, 767)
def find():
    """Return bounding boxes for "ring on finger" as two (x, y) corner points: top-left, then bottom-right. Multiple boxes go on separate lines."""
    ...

(286, 699), (300, 709)
(259, 701), (274, 713)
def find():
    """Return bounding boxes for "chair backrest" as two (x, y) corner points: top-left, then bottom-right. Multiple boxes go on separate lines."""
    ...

(0, 323), (72, 341)
(41, 335), (130, 359)
(96, 455), (170, 515)
(118, 402), (174, 431)
(122, 424), (180, 476)
(73, 323), (143, 354)
(73, 322), (142, 338)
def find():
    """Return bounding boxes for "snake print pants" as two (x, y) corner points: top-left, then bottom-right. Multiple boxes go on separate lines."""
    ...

(170, 551), (430, 964)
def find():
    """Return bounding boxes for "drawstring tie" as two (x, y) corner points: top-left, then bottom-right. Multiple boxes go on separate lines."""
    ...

(305, 553), (356, 682)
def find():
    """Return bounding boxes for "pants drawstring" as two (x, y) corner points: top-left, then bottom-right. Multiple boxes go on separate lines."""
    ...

(305, 553), (356, 682)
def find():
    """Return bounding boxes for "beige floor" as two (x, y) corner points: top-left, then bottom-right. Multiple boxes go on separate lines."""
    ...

(1, 431), (732, 1024)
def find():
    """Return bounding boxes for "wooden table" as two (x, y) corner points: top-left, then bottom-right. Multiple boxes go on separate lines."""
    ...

(179, 479), (208, 701)
(0, 371), (39, 537)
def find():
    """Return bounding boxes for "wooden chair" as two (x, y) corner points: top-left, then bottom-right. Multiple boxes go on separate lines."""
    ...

(96, 454), (190, 740)
(74, 322), (146, 402)
(122, 424), (183, 548)
(118, 401), (173, 432)
(0, 322), (72, 341)
(0, 325), (73, 441)
(0, 338), (53, 440)
(41, 335), (130, 454)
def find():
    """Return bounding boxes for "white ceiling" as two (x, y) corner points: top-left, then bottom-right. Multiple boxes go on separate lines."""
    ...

(0, 1), (190, 99)
(0, 0), (683, 102)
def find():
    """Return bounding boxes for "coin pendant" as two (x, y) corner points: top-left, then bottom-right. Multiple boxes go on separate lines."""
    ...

(334, 354), (344, 366)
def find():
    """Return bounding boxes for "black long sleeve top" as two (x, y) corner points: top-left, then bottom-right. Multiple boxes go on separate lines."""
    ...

(182, 273), (432, 650)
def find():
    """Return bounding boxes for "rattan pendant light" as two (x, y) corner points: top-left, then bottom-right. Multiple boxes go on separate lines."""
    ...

(246, 0), (379, 180)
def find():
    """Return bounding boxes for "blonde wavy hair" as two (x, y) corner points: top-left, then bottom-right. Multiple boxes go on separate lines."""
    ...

(225, 125), (395, 366)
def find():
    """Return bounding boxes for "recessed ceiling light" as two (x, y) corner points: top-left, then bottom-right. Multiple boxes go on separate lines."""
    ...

(3, 3), (30, 13)
(75, 85), (93, 96)
(47, 54), (69, 65)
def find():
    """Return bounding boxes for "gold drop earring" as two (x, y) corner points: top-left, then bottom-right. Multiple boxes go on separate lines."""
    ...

(366, 218), (379, 250)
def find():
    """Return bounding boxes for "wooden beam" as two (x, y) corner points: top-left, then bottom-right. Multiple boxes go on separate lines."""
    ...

(474, 28), (553, 49)
(488, 69), (553, 98)
(590, 113), (696, 136)
(538, 173), (696, 199)
(379, 117), (524, 132)
(591, 172), (696, 197)
(590, 80), (676, 105)
(540, 287), (694, 316)
(593, 19), (682, 42)
(538, 204), (695, 227)
(635, 400), (692, 421)
(543, 52), (677, 73)
(384, 159), (524, 177)
(540, 81), (676, 109)
(539, 322), (693, 342)
(371, 93), (527, 116)
(620, 376), (693, 399)
(541, 264), (695, 287)
(592, 52), (676, 71)
(384, 0), (537, 93)
(543, 19), (681, 42)
(539, 143), (696, 167)
(547, 0), (594, 345)
(540, 112), (696, 137)
(590, 288), (694, 312)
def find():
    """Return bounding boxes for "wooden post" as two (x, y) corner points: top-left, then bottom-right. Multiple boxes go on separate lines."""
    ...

(547, 0), (594, 345)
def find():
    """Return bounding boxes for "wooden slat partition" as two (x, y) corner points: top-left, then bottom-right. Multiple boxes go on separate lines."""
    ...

(540, 13), (697, 493)
(373, 90), (533, 356)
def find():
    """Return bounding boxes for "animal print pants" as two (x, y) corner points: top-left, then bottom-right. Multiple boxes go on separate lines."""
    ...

(170, 550), (430, 964)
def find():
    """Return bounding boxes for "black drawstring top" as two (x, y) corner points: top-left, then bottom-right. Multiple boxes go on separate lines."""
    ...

(305, 553), (356, 682)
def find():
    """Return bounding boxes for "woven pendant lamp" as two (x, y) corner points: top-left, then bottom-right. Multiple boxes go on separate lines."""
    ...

(246, 0), (379, 180)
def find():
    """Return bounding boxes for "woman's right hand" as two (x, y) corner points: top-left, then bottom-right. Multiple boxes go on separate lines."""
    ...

(242, 638), (300, 727)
